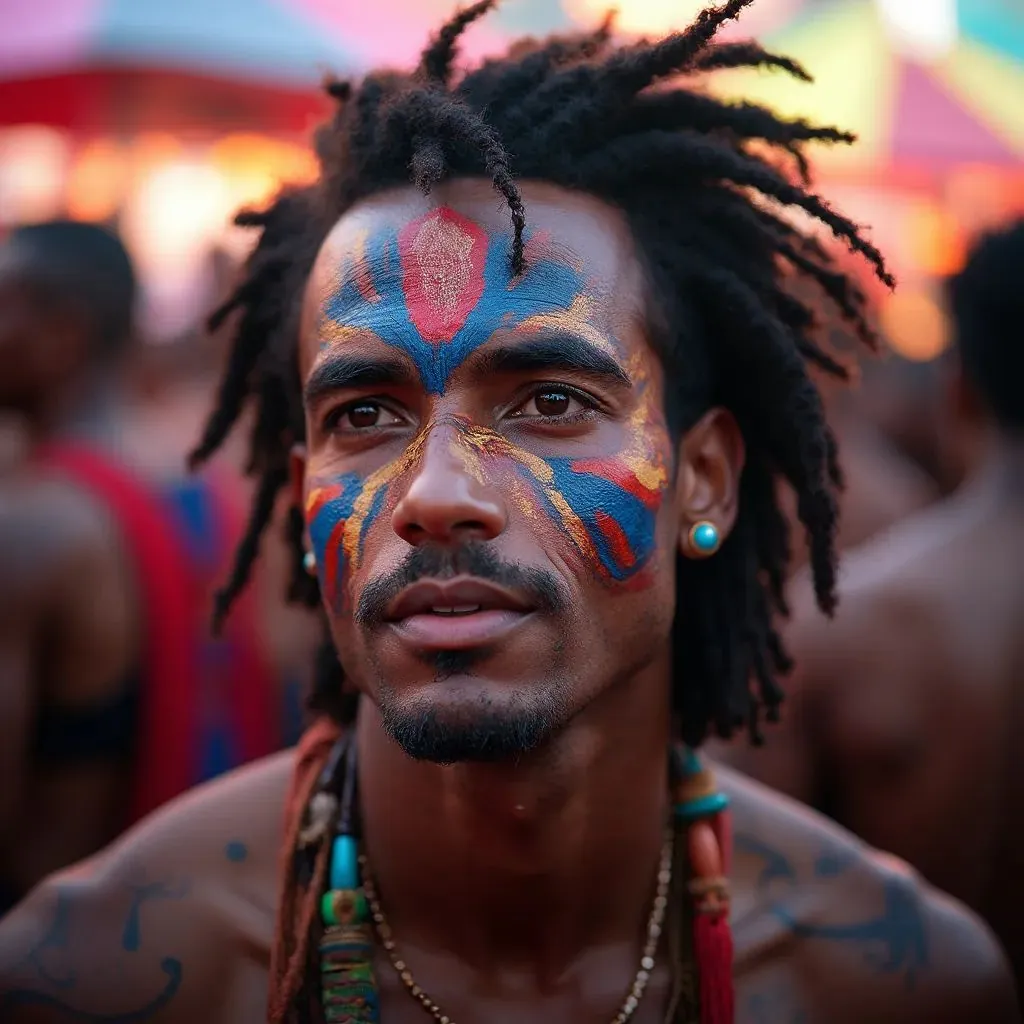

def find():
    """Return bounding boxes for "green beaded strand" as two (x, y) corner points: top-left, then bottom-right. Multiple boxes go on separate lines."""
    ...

(318, 742), (381, 1023)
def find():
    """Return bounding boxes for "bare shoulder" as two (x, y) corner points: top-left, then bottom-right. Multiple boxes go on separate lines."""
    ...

(0, 476), (119, 601)
(0, 750), (295, 1023)
(780, 518), (966, 706)
(723, 766), (1018, 1023)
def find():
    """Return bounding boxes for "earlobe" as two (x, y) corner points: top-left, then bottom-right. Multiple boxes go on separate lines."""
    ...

(675, 408), (745, 559)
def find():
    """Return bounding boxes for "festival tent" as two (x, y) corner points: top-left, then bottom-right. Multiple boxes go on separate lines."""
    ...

(0, 0), (361, 133)
(711, 0), (1024, 174)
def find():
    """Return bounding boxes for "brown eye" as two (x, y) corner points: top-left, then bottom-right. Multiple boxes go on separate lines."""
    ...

(534, 390), (571, 416)
(508, 384), (596, 422)
(347, 402), (382, 429)
(326, 401), (403, 434)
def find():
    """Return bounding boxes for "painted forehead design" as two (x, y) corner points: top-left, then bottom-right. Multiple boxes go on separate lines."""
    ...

(320, 207), (603, 393)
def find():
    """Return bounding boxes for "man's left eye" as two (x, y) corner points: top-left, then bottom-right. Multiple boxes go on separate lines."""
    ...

(513, 387), (591, 419)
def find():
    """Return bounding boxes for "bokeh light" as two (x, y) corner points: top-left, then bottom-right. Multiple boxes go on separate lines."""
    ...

(875, 0), (958, 62)
(880, 288), (951, 362)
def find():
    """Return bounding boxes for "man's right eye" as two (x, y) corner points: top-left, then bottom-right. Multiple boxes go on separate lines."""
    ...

(324, 401), (403, 433)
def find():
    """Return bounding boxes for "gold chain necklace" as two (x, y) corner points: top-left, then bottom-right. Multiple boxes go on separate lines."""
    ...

(359, 826), (674, 1024)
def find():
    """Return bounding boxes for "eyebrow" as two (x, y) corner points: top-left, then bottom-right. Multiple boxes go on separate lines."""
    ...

(303, 352), (415, 404)
(474, 334), (632, 389)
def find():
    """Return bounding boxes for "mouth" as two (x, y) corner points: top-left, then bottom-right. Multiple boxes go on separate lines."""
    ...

(383, 576), (535, 650)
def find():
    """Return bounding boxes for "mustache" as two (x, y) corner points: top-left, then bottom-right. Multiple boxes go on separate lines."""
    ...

(355, 542), (566, 627)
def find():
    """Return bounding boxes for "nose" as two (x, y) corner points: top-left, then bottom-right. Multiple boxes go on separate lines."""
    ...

(391, 423), (507, 547)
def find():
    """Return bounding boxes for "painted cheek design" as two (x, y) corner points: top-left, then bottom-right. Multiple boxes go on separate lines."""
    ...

(305, 434), (431, 610)
(305, 473), (364, 612)
(306, 405), (668, 610)
(449, 408), (670, 582)
(321, 208), (599, 392)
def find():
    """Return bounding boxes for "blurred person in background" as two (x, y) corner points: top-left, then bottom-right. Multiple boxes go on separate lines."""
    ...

(0, 221), (280, 913)
(125, 243), (319, 750)
(774, 277), (938, 573)
(778, 393), (940, 572)
(857, 355), (965, 495)
(714, 218), (1024, 990)
(814, 384), (938, 553)
(0, 5), (1015, 1022)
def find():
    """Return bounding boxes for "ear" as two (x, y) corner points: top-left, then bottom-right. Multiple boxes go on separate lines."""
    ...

(289, 443), (308, 526)
(674, 407), (745, 557)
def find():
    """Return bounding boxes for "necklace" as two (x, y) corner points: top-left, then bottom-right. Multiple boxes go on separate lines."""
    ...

(307, 741), (733, 1024)
(359, 827), (674, 1024)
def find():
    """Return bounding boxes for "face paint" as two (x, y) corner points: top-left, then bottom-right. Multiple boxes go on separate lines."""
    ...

(320, 208), (599, 393)
(447, 398), (669, 582)
(305, 431), (432, 610)
(308, 207), (670, 601)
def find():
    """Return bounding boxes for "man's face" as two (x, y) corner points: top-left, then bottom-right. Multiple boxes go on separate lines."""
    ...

(297, 181), (688, 763)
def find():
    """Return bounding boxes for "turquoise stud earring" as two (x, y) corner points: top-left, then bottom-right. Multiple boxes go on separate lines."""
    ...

(303, 550), (317, 575)
(687, 520), (720, 558)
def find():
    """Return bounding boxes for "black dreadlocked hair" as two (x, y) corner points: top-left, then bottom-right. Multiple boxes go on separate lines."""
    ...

(191, 0), (892, 749)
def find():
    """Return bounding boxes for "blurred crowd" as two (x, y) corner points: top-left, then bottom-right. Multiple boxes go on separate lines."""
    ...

(0, 221), (320, 911)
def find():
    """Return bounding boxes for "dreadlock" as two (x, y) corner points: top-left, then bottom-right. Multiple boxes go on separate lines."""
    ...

(192, 0), (891, 750)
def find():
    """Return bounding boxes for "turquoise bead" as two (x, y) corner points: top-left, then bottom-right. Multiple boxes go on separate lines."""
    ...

(675, 791), (730, 821)
(692, 522), (719, 553)
(330, 835), (360, 891)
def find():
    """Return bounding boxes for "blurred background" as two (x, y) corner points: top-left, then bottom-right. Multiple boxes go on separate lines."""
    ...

(2, 0), (1022, 358)
(0, 0), (1022, 913)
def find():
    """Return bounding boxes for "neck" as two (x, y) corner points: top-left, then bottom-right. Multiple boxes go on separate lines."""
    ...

(356, 661), (672, 979)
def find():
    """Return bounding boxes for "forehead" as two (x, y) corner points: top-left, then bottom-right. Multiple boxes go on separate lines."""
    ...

(299, 180), (649, 377)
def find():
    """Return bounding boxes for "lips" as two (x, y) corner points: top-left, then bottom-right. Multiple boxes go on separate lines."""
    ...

(383, 577), (534, 650)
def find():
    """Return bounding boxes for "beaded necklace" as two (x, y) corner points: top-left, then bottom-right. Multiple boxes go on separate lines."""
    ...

(304, 738), (733, 1024)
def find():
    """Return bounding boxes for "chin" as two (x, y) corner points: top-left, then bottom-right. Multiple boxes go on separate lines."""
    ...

(376, 675), (572, 764)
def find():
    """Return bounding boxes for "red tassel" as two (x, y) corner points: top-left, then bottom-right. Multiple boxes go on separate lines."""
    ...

(694, 902), (735, 1024)
(689, 810), (735, 1024)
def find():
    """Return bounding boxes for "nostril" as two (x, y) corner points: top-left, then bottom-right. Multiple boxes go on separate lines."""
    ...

(396, 515), (497, 546)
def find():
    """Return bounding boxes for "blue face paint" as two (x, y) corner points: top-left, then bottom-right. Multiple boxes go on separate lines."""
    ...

(308, 208), (671, 598)
(306, 472), (364, 611)
(305, 431), (435, 607)
(321, 207), (592, 393)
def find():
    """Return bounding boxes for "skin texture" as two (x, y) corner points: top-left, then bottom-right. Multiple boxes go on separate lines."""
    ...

(0, 182), (1014, 1022)
(712, 399), (1024, 995)
(0, 759), (1015, 1024)
(0, 258), (141, 900)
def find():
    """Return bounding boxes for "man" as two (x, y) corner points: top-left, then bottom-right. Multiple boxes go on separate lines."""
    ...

(0, 221), (278, 910)
(715, 219), (1024, 991)
(0, 3), (1016, 1021)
